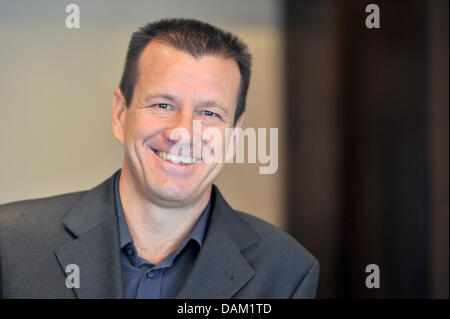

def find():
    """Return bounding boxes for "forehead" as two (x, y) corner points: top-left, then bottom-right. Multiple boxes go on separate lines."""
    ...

(135, 41), (241, 103)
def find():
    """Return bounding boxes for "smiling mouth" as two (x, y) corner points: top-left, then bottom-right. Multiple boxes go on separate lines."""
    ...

(151, 148), (201, 164)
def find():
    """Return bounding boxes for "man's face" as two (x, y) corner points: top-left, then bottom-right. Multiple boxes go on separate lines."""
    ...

(113, 41), (244, 207)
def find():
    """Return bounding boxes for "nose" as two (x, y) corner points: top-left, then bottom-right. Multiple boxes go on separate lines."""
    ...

(162, 108), (196, 146)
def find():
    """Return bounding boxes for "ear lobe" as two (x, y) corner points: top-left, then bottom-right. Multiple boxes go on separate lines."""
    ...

(234, 112), (246, 129)
(112, 88), (127, 145)
(224, 112), (246, 162)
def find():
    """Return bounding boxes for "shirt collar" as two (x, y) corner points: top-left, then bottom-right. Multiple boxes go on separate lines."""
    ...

(113, 170), (211, 250)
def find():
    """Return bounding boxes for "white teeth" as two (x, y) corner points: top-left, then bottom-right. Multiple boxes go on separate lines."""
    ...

(155, 151), (200, 164)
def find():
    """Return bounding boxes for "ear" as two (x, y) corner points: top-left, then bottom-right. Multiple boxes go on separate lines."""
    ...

(232, 111), (246, 156)
(112, 88), (127, 145)
(234, 111), (246, 129)
(224, 112), (246, 162)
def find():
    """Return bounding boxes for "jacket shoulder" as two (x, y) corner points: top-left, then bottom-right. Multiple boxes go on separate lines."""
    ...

(234, 209), (318, 270)
(0, 191), (85, 233)
(230, 209), (319, 298)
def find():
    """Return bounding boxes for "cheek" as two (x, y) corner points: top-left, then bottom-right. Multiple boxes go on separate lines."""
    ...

(124, 116), (162, 144)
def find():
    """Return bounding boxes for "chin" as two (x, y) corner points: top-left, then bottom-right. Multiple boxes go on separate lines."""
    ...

(149, 182), (199, 203)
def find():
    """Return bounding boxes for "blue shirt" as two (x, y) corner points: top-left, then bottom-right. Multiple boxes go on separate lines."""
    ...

(113, 171), (211, 299)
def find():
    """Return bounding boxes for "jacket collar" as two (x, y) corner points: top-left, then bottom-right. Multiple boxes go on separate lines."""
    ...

(176, 185), (258, 298)
(54, 171), (123, 298)
(55, 171), (258, 298)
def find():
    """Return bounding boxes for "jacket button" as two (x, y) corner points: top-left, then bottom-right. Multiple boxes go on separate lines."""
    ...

(146, 271), (154, 279)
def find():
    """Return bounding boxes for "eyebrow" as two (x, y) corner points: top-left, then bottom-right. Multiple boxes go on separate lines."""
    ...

(141, 94), (178, 104)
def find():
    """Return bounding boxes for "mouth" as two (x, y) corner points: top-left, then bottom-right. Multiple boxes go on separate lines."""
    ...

(150, 148), (201, 165)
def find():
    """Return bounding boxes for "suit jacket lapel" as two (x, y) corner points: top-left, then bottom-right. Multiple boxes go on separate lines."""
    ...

(54, 173), (123, 299)
(176, 186), (258, 298)
(53, 173), (257, 299)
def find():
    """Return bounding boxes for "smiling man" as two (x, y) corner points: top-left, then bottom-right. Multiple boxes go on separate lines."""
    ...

(0, 19), (319, 299)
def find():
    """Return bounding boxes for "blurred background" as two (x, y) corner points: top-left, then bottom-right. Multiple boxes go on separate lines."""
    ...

(0, 0), (447, 298)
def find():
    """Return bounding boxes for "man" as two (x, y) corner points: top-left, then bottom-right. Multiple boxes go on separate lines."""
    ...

(0, 18), (319, 298)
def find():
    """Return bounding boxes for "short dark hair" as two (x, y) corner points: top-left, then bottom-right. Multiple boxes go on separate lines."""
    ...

(119, 18), (252, 125)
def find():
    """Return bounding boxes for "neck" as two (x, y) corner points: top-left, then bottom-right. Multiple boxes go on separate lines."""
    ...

(118, 166), (211, 264)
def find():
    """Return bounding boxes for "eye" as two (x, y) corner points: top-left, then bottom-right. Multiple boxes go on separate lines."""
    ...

(155, 103), (170, 109)
(202, 110), (218, 117)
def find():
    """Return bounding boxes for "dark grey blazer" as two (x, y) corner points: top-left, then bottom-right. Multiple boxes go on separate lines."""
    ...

(0, 172), (319, 298)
